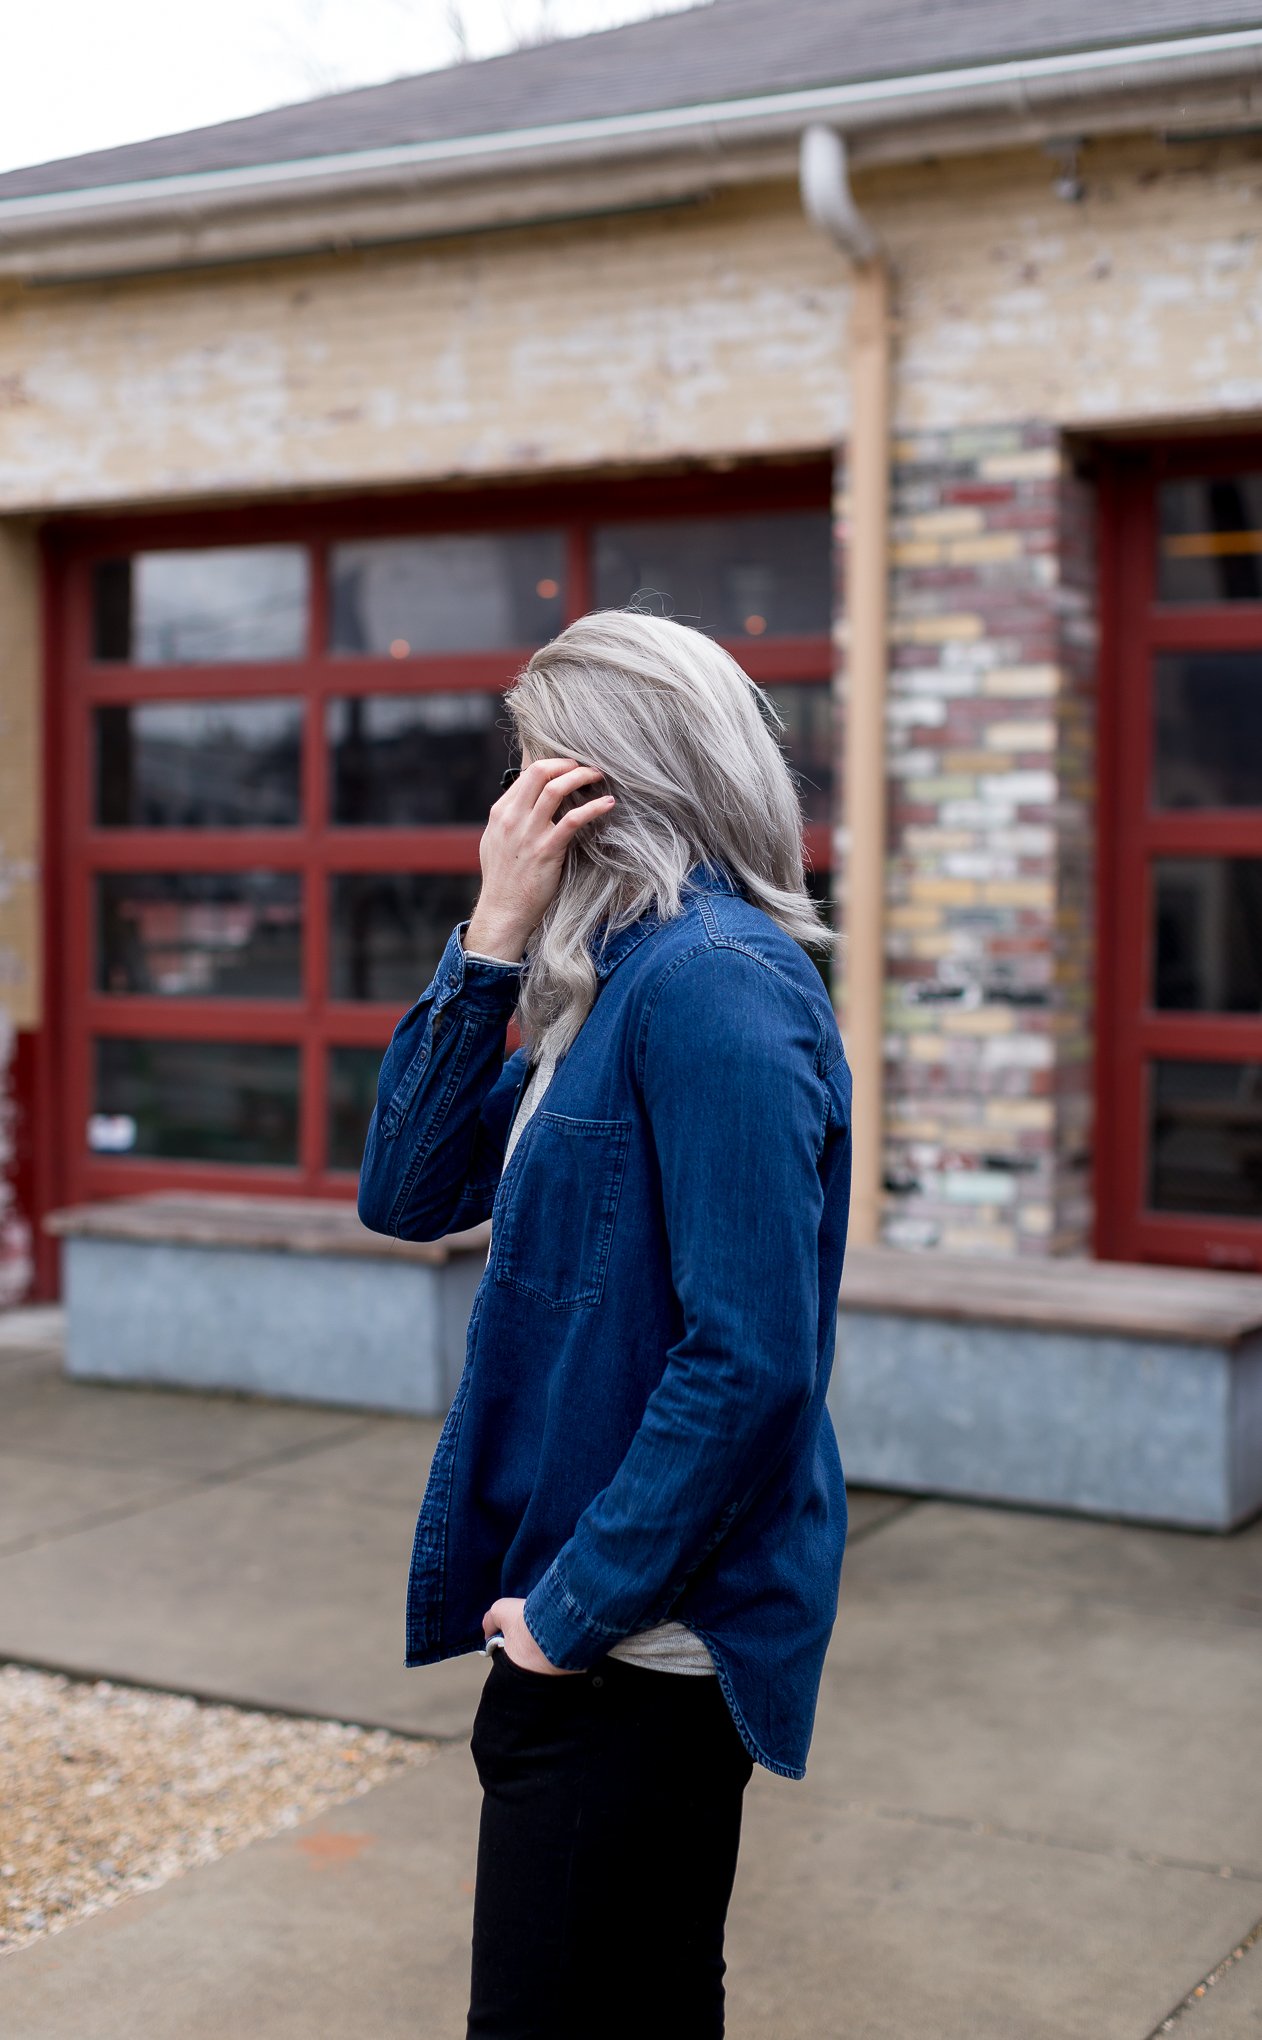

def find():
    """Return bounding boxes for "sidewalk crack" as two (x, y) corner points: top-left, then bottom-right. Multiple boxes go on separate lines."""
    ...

(1144, 1915), (1262, 2035)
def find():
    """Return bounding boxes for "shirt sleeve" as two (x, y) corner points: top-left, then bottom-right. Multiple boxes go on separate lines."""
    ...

(356, 919), (527, 1240)
(522, 943), (829, 1669)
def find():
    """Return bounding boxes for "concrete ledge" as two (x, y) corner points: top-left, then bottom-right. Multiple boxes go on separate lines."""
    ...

(47, 1195), (489, 1418)
(43, 1203), (1262, 1529)
(832, 1248), (1262, 1532)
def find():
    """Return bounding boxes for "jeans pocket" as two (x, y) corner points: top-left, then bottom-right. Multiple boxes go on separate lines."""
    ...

(499, 1651), (549, 1682)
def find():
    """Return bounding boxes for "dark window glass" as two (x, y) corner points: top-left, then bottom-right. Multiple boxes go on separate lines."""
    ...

(96, 873), (302, 999)
(329, 533), (565, 655)
(1158, 476), (1262, 604)
(761, 681), (835, 824)
(329, 872), (482, 1003)
(328, 694), (510, 826)
(1153, 859), (1262, 1013)
(328, 1046), (385, 1173)
(1152, 653), (1262, 809)
(593, 511), (832, 638)
(1148, 1060), (1262, 1217)
(95, 700), (303, 828)
(803, 865), (836, 993)
(91, 547), (308, 664)
(90, 1039), (299, 1165)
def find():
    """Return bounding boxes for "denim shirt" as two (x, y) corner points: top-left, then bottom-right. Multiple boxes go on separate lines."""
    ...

(357, 860), (853, 1780)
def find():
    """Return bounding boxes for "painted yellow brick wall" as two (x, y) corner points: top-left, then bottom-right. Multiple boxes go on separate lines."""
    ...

(0, 188), (850, 513)
(3, 135), (1262, 521)
(872, 133), (1262, 431)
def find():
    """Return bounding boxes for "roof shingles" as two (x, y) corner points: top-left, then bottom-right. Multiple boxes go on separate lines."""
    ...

(1, 0), (1260, 203)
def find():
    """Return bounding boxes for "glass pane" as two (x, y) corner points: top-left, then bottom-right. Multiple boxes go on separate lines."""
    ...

(593, 511), (832, 638)
(97, 873), (302, 999)
(328, 1046), (384, 1173)
(90, 1039), (299, 1165)
(329, 872), (482, 1003)
(1149, 1060), (1262, 1217)
(1153, 859), (1262, 1013)
(329, 533), (565, 654)
(92, 548), (308, 664)
(1152, 653), (1262, 809)
(328, 694), (510, 825)
(95, 700), (303, 827)
(761, 682), (835, 824)
(1158, 476), (1262, 603)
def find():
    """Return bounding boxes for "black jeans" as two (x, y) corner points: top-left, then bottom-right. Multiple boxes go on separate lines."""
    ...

(467, 1649), (755, 2039)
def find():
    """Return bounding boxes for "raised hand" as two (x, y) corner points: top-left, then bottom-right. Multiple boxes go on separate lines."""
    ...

(464, 756), (614, 961)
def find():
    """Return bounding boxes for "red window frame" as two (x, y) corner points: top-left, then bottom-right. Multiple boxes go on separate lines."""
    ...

(41, 463), (834, 1232)
(1096, 438), (1262, 1269)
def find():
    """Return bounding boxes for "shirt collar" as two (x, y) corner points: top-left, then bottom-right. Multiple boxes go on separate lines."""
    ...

(587, 860), (741, 982)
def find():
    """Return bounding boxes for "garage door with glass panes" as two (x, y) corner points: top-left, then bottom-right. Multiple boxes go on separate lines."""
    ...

(1101, 450), (1262, 1269)
(54, 480), (834, 1213)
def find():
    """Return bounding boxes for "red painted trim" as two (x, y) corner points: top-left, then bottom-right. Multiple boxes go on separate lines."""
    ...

(33, 529), (68, 1297)
(46, 460), (833, 562)
(1148, 610), (1262, 647)
(1095, 437), (1262, 1269)
(3, 1030), (38, 1303)
(1092, 460), (1121, 1261)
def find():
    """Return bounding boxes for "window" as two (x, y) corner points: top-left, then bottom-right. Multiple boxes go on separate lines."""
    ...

(92, 547), (309, 664)
(1098, 449), (1262, 1269)
(55, 476), (833, 1206)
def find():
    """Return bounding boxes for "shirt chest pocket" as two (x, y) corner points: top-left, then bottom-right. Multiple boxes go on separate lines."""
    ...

(491, 1111), (631, 1311)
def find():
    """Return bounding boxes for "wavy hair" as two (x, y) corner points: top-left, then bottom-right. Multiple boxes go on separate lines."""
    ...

(503, 609), (838, 1065)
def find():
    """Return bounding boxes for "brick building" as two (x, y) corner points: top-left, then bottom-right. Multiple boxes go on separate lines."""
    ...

(4, 0), (1262, 1308)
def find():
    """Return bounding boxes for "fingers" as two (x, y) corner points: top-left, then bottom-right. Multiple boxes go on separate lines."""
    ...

(503, 757), (616, 834)
(532, 760), (607, 811)
(493, 757), (582, 817)
(555, 793), (616, 834)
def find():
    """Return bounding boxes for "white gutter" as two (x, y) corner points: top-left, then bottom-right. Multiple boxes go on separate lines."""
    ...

(3, 24), (1262, 237)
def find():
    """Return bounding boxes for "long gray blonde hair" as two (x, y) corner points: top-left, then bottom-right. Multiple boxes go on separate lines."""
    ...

(505, 610), (838, 1065)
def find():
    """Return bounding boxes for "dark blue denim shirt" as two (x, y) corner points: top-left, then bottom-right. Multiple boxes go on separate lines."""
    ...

(357, 860), (853, 1779)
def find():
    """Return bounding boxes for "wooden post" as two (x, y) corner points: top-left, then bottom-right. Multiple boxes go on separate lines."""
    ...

(841, 257), (891, 1248)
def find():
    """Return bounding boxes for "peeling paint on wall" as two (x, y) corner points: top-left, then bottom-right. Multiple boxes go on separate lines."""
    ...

(0, 189), (849, 512)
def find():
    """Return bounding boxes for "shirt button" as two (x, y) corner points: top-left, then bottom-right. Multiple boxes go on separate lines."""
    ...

(591, 1675), (604, 1690)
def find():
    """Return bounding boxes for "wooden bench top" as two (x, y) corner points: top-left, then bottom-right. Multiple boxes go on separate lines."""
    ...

(841, 1245), (1262, 1349)
(45, 1193), (492, 1266)
(44, 1198), (1262, 1347)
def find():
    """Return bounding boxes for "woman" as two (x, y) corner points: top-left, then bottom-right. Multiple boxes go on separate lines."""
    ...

(357, 610), (853, 2040)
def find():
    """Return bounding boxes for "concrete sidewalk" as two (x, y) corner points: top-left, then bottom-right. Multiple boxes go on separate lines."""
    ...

(1, 1315), (1260, 2038)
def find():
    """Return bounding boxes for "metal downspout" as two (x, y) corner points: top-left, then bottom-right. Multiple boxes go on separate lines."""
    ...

(800, 126), (890, 1251)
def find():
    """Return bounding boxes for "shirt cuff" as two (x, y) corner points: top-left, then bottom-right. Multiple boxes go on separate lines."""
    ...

(522, 1560), (620, 1671)
(421, 920), (523, 1025)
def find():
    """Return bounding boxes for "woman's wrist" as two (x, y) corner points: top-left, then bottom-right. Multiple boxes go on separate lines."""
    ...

(464, 908), (529, 963)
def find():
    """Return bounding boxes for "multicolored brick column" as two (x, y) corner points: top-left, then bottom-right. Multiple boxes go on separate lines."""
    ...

(834, 422), (1099, 1259)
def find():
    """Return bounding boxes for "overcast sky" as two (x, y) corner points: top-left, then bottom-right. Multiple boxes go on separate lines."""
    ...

(0, 0), (697, 177)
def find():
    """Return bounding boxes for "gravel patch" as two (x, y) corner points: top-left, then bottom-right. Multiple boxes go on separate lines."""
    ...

(0, 1665), (438, 1955)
